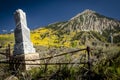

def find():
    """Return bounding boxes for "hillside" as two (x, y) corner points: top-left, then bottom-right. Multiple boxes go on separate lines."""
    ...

(31, 9), (120, 48)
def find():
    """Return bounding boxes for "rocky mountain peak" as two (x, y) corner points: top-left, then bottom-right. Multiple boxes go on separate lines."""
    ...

(66, 9), (120, 33)
(70, 9), (96, 20)
(82, 9), (95, 13)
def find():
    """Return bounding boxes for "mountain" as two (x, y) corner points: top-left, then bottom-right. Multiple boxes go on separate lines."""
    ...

(0, 9), (120, 48)
(47, 9), (120, 33)
(69, 9), (120, 32)
(31, 9), (120, 48)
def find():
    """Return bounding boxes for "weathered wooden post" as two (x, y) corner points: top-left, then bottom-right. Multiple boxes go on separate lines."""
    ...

(87, 46), (91, 80)
(87, 46), (91, 71)
(8, 44), (11, 58)
(5, 44), (11, 59)
(5, 46), (8, 58)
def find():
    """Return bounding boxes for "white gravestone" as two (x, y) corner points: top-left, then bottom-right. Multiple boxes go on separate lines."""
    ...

(14, 9), (36, 55)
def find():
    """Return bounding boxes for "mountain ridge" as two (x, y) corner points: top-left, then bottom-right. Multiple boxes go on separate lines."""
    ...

(46, 9), (120, 33)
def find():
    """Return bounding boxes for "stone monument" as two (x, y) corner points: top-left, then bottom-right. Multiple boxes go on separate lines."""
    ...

(14, 9), (36, 55)
(12, 9), (40, 71)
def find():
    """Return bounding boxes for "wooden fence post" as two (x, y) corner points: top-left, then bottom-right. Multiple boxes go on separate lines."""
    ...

(8, 44), (11, 59)
(87, 46), (91, 71)
(7, 44), (12, 71)
(87, 46), (91, 80)
(5, 44), (11, 59)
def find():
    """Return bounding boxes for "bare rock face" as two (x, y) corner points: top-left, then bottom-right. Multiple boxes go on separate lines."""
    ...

(69, 9), (120, 32)
(14, 9), (36, 55)
(55, 9), (120, 33)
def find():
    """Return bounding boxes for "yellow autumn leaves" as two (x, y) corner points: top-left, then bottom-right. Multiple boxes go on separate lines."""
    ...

(0, 27), (84, 48)
(0, 33), (14, 47)
(31, 28), (82, 48)
(31, 28), (62, 47)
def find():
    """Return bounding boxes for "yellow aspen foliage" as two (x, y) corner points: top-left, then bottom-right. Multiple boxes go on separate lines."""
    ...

(63, 41), (71, 47)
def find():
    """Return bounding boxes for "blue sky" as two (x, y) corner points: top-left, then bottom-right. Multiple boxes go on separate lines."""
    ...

(0, 0), (120, 33)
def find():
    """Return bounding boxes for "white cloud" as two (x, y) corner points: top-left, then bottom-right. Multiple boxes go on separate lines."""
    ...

(2, 30), (7, 32)
(10, 29), (14, 32)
